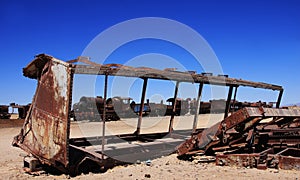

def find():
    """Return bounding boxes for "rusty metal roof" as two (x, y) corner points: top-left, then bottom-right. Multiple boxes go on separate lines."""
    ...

(23, 54), (283, 91)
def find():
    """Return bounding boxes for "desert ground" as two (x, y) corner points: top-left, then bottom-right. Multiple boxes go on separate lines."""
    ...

(0, 115), (299, 179)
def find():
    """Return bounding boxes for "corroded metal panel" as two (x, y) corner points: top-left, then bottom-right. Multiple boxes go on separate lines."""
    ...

(278, 156), (300, 170)
(216, 154), (259, 168)
(72, 64), (283, 91)
(13, 56), (72, 167)
(276, 148), (300, 170)
(263, 107), (300, 117)
(221, 107), (263, 130)
(177, 107), (264, 156)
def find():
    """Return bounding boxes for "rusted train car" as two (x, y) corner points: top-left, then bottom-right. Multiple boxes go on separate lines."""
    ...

(72, 96), (192, 120)
(149, 98), (190, 116)
(189, 99), (274, 115)
(72, 96), (151, 121)
(164, 98), (189, 116)
(13, 54), (286, 175)
(0, 105), (10, 119)
(72, 96), (275, 121)
(9, 103), (31, 119)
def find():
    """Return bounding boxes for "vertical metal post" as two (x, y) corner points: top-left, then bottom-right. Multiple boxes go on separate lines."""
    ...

(224, 86), (234, 119)
(136, 78), (148, 136)
(101, 73), (108, 160)
(168, 81), (180, 133)
(276, 89), (284, 108)
(67, 68), (74, 155)
(231, 86), (238, 113)
(192, 83), (204, 133)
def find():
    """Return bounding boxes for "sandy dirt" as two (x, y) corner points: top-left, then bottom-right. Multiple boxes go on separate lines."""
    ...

(69, 114), (224, 137)
(0, 117), (299, 179)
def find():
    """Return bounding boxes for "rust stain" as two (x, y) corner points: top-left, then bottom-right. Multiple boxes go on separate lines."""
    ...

(13, 55), (72, 167)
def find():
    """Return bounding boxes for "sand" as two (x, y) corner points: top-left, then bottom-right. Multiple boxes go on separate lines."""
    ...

(0, 116), (299, 179)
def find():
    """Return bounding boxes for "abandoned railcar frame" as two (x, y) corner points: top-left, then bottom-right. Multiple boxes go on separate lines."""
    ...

(12, 54), (300, 175)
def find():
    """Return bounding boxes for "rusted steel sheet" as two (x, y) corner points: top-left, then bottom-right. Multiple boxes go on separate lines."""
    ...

(278, 156), (300, 170)
(263, 108), (300, 117)
(177, 105), (300, 170)
(216, 154), (259, 168)
(176, 122), (220, 156)
(177, 107), (263, 156)
(20, 53), (284, 91)
(13, 55), (72, 167)
(216, 149), (270, 169)
(256, 128), (300, 146)
(72, 64), (283, 90)
(276, 148), (300, 170)
(177, 107), (300, 156)
(20, 54), (283, 92)
(221, 107), (263, 131)
(216, 148), (300, 170)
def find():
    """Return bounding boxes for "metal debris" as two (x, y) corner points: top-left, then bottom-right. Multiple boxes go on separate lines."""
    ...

(177, 107), (300, 170)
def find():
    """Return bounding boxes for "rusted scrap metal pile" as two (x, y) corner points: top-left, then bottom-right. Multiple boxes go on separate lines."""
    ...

(177, 107), (300, 170)
(12, 54), (299, 175)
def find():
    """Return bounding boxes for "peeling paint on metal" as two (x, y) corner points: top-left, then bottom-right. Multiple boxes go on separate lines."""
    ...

(13, 57), (72, 167)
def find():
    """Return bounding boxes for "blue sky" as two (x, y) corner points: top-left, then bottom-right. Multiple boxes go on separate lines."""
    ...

(0, 0), (299, 105)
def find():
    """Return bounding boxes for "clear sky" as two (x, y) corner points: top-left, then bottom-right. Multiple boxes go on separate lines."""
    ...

(0, 0), (299, 106)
